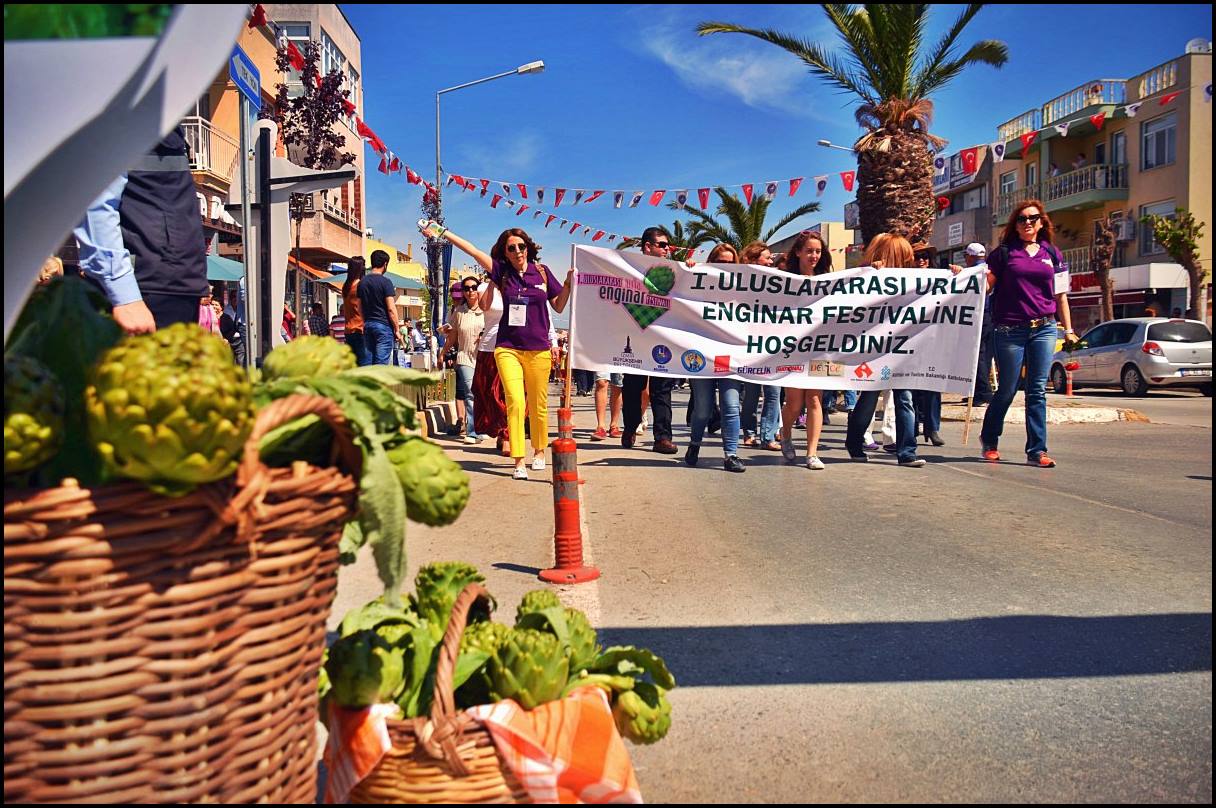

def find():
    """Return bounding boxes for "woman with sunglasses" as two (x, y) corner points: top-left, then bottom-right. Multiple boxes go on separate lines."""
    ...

(910, 243), (946, 446)
(440, 275), (487, 444)
(737, 241), (783, 452)
(421, 221), (572, 479)
(980, 201), (1077, 468)
(685, 243), (746, 472)
(778, 231), (831, 470)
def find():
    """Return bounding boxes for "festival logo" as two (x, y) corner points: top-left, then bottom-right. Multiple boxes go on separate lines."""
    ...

(652, 345), (672, 365)
(621, 264), (675, 330)
(681, 350), (707, 373)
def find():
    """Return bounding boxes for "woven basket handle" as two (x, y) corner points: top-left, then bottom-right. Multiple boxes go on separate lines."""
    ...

(417, 582), (491, 774)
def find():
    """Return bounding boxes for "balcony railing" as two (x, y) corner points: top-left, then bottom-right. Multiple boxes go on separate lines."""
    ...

(1042, 79), (1126, 126)
(997, 109), (1041, 144)
(1137, 59), (1179, 100)
(997, 164), (1130, 219)
(181, 116), (240, 185)
(1059, 246), (1091, 276)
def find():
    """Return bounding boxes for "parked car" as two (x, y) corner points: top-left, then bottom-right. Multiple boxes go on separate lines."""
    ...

(1050, 318), (1212, 396)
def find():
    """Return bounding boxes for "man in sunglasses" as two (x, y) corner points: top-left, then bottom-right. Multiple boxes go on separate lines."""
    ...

(621, 227), (678, 453)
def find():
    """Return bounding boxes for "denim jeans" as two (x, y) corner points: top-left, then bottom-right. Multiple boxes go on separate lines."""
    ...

(689, 379), (742, 456)
(914, 391), (941, 434)
(346, 330), (369, 366)
(741, 383), (780, 441)
(842, 389), (858, 410)
(981, 319), (1056, 458)
(363, 320), (396, 365)
(892, 389), (918, 463)
(455, 363), (477, 434)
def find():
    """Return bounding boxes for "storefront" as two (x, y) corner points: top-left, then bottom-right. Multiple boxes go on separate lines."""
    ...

(1066, 262), (1191, 333)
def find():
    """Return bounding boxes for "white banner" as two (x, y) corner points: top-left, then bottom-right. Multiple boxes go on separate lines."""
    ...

(569, 246), (986, 394)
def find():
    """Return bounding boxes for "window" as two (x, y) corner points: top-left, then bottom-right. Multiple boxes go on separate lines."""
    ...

(281, 23), (310, 97)
(345, 65), (360, 128)
(1148, 321), (1211, 342)
(320, 30), (345, 77)
(999, 170), (1016, 196)
(1081, 324), (1110, 348)
(962, 185), (987, 211)
(1026, 162), (1038, 189)
(1094, 142), (1106, 165)
(1111, 131), (1127, 167)
(1139, 199), (1175, 255)
(1108, 323), (1138, 345)
(1142, 112), (1176, 170)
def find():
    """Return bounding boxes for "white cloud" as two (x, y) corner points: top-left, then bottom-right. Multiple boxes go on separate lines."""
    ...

(455, 130), (543, 177)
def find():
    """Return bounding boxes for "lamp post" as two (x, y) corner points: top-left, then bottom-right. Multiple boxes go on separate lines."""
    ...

(817, 139), (855, 154)
(428, 61), (544, 333)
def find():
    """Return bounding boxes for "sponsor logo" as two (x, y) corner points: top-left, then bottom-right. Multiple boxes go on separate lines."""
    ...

(651, 345), (672, 365)
(680, 350), (707, 373)
(611, 356), (644, 368)
(622, 337), (634, 355)
(808, 361), (844, 377)
(777, 364), (805, 373)
(853, 363), (874, 380)
(737, 366), (773, 376)
(714, 355), (731, 374)
(880, 366), (892, 381)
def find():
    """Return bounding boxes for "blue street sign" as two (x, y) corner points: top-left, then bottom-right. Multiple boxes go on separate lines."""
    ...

(229, 45), (260, 107)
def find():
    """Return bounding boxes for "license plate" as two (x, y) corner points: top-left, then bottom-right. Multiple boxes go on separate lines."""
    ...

(1181, 368), (1212, 376)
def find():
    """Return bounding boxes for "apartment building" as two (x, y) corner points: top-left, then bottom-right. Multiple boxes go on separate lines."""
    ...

(990, 44), (1211, 330)
(929, 146), (994, 267)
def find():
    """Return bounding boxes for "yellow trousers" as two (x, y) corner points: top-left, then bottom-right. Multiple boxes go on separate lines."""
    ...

(494, 347), (552, 459)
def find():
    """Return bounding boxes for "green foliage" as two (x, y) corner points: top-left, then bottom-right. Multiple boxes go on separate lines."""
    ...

(1141, 209), (1205, 277)
(4, 356), (65, 476)
(4, 4), (174, 40)
(325, 629), (407, 709)
(672, 188), (821, 249)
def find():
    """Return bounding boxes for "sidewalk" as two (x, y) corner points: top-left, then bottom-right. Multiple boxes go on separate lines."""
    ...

(940, 394), (1149, 424)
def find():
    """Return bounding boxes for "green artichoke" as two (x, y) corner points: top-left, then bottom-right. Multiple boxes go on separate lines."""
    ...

(387, 436), (470, 526)
(516, 589), (562, 623)
(4, 356), (65, 475)
(262, 335), (356, 382)
(410, 562), (489, 640)
(563, 608), (602, 674)
(455, 620), (513, 708)
(325, 629), (407, 709)
(486, 628), (570, 710)
(85, 323), (254, 496)
(612, 682), (672, 745)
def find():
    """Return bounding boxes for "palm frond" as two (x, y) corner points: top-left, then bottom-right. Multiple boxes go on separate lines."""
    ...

(914, 40), (1008, 97)
(912, 3), (986, 91)
(764, 201), (823, 242)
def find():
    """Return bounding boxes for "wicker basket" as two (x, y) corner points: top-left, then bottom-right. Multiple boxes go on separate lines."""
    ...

(349, 583), (531, 804)
(3, 395), (362, 803)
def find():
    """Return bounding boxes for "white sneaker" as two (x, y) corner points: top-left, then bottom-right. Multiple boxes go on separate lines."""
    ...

(780, 438), (797, 463)
(807, 456), (825, 470)
(463, 435), (477, 445)
(513, 466), (529, 480)
(636, 417), (647, 435)
(531, 455), (546, 471)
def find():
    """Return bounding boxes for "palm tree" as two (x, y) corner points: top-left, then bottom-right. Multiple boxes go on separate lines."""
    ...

(698, 4), (1007, 244)
(672, 187), (821, 249)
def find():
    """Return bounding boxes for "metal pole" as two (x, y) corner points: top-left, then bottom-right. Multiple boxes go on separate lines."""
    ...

(257, 126), (273, 364)
(238, 96), (253, 369)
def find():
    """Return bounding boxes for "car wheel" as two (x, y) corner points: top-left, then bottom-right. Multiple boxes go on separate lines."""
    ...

(1201, 382), (1213, 397)
(1050, 364), (1068, 394)
(1121, 364), (1148, 396)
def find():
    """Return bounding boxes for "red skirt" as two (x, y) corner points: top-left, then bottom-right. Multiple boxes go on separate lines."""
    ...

(473, 349), (508, 439)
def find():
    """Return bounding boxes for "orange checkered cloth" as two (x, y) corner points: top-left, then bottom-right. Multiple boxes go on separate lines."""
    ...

(323, 686), (642, 804)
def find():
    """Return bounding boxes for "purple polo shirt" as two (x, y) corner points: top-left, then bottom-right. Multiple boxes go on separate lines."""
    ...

(489, 259), (562, 351)
(989, 240), (1063, 326)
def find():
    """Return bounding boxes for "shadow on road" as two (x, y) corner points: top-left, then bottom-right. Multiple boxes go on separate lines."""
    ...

(596, 613), (1212, 686)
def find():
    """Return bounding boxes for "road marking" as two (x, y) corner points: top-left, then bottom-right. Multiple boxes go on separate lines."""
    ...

(935, 462), (1199, 529)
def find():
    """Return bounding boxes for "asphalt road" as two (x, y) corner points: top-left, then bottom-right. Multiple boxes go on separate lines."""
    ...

(329, 386), (1212, 803)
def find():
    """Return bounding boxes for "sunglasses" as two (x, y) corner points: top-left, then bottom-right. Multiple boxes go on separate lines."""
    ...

(915, 252), (933, 261)
(648, 241), (671, 250)
(462, 285), (478, 291)
(505, 244), (528, 254)
(1016, 214), (1042, 225)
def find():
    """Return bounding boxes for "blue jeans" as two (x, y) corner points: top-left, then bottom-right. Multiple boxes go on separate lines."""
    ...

(981, 319), (1056, 458)
(893, 389), (919, 463)
(363, 320), (396, 365)
(455, 363), (477, 434)
(842, 390), (858, 410)
(914, 391), (941, 434)
(690, 379), (742, 456)
(346, 330), (369, 366)
(741, 383), (780, 441)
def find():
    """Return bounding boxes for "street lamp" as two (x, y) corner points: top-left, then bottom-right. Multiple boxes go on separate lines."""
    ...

(817, 139), (855, 153)
(429, 60), (545, 330)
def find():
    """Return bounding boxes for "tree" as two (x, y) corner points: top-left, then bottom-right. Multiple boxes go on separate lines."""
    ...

(262, 40), (355, 326)
(1141, 209), (1208, 321)
(671, 188), (820, 250)
(1090, 215), (1117, 323)
(697, 4), (1007, 244)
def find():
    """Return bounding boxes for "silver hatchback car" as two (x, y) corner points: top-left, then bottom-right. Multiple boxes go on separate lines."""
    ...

(1050, 317), (1212, 396)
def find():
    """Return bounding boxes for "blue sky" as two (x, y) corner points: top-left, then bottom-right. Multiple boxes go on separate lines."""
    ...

(347, 3), (1211, 323)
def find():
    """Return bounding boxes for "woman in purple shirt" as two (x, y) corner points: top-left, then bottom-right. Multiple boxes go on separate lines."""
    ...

(420, 221), (572, 480)
(980, 200), (1079, 468)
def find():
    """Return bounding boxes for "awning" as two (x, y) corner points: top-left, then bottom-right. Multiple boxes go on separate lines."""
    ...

(206, 254), (244, 282)
(288, 254), (332, 279)
(322, 270), (425, 291)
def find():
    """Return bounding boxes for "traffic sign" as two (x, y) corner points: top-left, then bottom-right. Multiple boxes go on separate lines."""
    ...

(229, 45), (260, 107)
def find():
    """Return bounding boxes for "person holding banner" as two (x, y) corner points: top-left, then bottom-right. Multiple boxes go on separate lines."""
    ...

(979, 201), (1078, 468)
(622, 228), (680, 454)
(420, 221), (572, 480)
(737, 241), (783, 452)
(686, 243), (745, 473)
(778, 231), (831, 469)
(911, 243), (945, 446)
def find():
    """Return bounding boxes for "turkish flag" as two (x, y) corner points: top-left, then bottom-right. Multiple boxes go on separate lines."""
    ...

(479, 179), (490, 197)
(742, 184), (754, 205)
(490, 194), (502, 208)
(960, 147), (979, 174)
(342, 99), (356, 117)
(583, 190), (605, 204)
(592, 230), (605, 241)
(789, 177), (804, 196)
(388, 156), (401, 173)
(516, 205), (529, 216)
(1089, 112), (1106, 130)
(570, 222), (580, 234)
(406, 168), (421, 185)
(286, 41), (306, 72)
(649, 190), (666, 206)
(1159, 90), (1181, 106)
(698, 188), (710, 209)
(546, 214), (557, 228)
(377, 157), (388, 175)
(554, 188), (566, 207)
(248, 3), (268, 28)
(1020, 131), (1038, 151)
(840, 171), (856, 192)
(517, 183), (528, 199)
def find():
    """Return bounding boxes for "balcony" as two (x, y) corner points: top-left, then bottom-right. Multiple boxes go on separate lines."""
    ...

(1059, 246), (1091, 276)
(181, 116), (240, 187)
(1042, 79), (1126, 126)
(997, 164), (1130, 219)
(1137, 59), (1179, 100)
(997, 109), (1041, 144)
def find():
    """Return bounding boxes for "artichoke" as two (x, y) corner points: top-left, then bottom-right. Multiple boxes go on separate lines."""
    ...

(515, 589), (562, 623)
(325, 629), (407, 709)
(486, 628), (570, 710)
(410, 562), (489, 639)
(387, 436), (470, 526)
(262, 335), (356, 382)
(85, 323), (253, 496)
(4, 356), (65, 475)
(455, 620), (513, 708)
(563, 608), (602, 674)
(612, 682), (672, 745)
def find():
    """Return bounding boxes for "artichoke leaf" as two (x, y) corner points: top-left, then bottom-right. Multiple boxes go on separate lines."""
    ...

(590, 646), (676, 690)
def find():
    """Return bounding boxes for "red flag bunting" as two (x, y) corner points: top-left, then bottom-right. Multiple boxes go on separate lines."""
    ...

(388, 156), (401, 173)
(546, 215), (557, 228)
(1089, 112), (1106, 130)
(286, 41), (306, 72)
(592, 230), (605, 242)
(569, 222), (580, 234)
(342, 99), (356, 117)
(313, 73), (322, 88)
(554, 188), (566, 207)
(517, 183), (528, 199)
(248, 3), (268, 28)
(1159, 90), (1181, 106)
(698, 188), (710, 209)
(584, 190), (605, 204)
(465, 181), (476, 191)
(452, 174), (465, 186)
(479, 179), (490, 197)
(742, 184), (754, 205)
(1020, 131), (1038, 151)
(377, 157), (389, 175)
(649, 190), (666, 206)
(516, 205), (529, 216)
(840, 171), (856, 192)
(960, 147), (979, 174)
(406, 168), (421, 185)
(789, 178), (804, 197)
(490, 194), (503, 208)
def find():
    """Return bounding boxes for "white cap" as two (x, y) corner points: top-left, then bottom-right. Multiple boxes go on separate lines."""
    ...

(965, 242), (987, 257)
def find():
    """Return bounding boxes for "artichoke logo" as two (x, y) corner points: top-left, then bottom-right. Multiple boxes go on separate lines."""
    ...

(623, 264), (675, 330)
